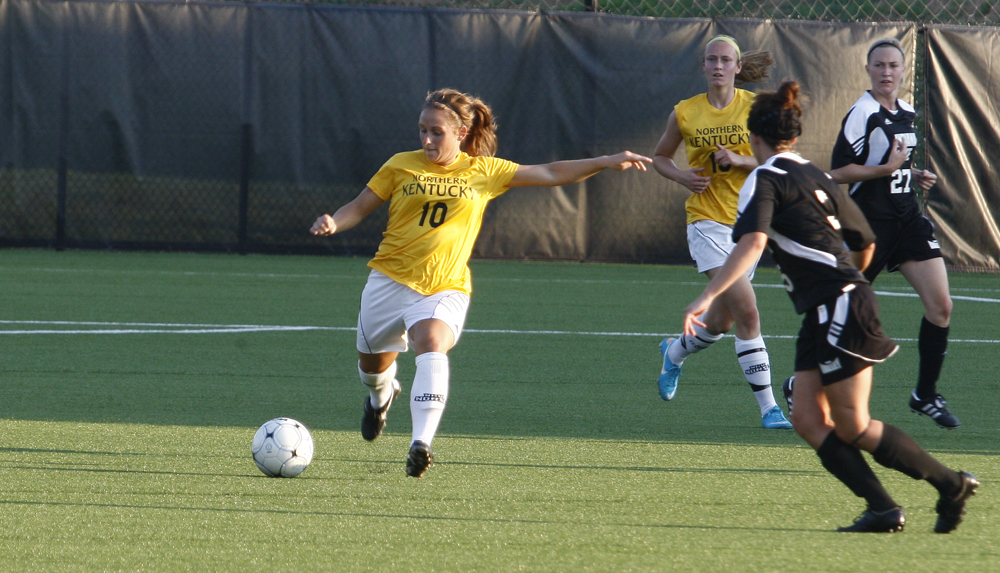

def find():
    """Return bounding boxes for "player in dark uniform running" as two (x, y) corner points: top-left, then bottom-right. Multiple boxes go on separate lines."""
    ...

(681, 81), (978, 533)
(828, 37), (959, 428)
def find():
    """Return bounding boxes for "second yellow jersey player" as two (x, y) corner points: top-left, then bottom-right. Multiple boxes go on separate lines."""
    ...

(673, 88), (755, 225)
(651, 35), (792, 430)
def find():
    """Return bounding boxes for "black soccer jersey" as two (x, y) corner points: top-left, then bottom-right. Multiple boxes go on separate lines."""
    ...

(734, 152), (876, 314)
(830, 91), (920, 221)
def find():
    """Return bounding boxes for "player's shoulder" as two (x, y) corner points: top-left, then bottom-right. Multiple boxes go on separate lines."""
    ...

(675, 93), (707, 114)
(757, 153), (830, 192)
(385, 149), (426, 166)
(375, 150), (427, 175)
(841, 92), (884, 140)
(759, 151), (811, 175)
(734, 88), (756, 104)
(844, 92), (883, 122)
(466, 154), (517, 172)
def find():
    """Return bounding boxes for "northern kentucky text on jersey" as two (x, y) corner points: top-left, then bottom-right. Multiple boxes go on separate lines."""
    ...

(401, 174), (477, 198)
(688, 124), (750, 148)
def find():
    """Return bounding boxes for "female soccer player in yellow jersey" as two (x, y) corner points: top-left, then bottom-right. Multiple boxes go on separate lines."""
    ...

(310, 88), (651, 478)
(652, 35), (791, 429)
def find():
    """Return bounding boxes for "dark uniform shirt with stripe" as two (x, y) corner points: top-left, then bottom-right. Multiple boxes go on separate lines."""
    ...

(733, 152), (876, 314)
(830, 91), (920, 221)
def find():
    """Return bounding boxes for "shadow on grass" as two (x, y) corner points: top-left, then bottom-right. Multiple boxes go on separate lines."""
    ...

(0, 498), (834, 532)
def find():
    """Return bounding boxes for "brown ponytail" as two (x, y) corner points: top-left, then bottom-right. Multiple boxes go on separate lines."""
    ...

(423, 88), (499, 157)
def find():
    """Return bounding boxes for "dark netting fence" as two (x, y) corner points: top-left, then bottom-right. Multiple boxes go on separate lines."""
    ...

(0, 0), (997, 270)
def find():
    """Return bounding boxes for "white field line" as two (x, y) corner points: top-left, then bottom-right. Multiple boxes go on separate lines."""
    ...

(0, 320), (997, 344)
(7, 266), (1000, 296)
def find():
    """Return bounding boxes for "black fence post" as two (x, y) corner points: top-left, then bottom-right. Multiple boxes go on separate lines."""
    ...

(56, 7), (71, 250)
(237, 5), (254, 254)
(237, 124), (251, 253)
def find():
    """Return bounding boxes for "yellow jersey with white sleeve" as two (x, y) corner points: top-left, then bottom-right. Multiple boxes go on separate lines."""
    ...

(366, 150), (519, 296)
(675, 88), (755, 225)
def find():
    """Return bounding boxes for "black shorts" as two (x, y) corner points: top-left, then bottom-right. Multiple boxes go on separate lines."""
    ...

(864, 215), (942, 282)
(794, 283), (899, 385)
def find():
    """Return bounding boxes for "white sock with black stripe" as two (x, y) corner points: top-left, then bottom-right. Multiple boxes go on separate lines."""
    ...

(735, 335), (777, 415)
(667, 319), (723, 365)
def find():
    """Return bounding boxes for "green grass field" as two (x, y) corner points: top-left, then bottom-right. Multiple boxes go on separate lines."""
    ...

(0, 249), (996, 571)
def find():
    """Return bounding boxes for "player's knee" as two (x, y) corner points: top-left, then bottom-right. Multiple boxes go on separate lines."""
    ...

(725, 297), (759, 329)
(832, 424), (866, 446)
(702, 312), (734, 335)
(412, 333), (452, 354)
(359, 354), (394, 374)
(790, 411), (826, 448)
(930, 297), (953, 325)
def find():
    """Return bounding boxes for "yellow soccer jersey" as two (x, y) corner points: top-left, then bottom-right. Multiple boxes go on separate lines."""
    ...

(366, 150), (519, 296)
(675, 88), (755, 225)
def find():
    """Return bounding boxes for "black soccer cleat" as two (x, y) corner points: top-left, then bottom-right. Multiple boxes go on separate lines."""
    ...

(406, 440), (434, 478)
(361, 382), (401, 442)
(934, 471), (980, 533)
(909, 392), (961, 429)
(837, 507), (905, 533)
(781, 376), (794, 418)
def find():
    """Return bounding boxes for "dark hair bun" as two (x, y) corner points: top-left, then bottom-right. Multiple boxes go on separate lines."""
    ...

(747, 81), (803, 144)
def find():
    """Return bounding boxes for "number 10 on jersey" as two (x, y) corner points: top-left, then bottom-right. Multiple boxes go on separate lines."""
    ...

(419, 201), (448, 227)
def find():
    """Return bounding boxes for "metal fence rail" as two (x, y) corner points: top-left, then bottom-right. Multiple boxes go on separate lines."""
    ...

(212, 0), (1000, 25)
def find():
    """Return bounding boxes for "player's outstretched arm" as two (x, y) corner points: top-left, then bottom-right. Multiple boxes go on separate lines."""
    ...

(507, 151), (651, 188)
(310, 187), (385, 236)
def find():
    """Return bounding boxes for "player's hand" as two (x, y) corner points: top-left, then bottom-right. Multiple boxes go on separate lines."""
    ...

(887, 138), (909, 171)
(606, 151), (652, 172)
(713, 144), (738, 167)
(682, 295), (712, 338)
(680, 168), (711, 194)
(310, 214), (337, 236)
(913, 168), (937, 191)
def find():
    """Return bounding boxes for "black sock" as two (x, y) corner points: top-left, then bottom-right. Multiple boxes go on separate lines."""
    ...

(816, 432), (897, 512)
(916, 317), (949, 398)
(872, 423), (962, 497)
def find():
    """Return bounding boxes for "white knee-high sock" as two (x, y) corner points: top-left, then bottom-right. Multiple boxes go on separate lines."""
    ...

(410, 352), (449, 446)
(358, 361), (398, 410)
(668, 319), (724, 365)
(735, 336), (777, 415)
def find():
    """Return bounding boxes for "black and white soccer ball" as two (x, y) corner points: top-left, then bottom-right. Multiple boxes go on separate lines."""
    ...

(251, 417), (314, 478)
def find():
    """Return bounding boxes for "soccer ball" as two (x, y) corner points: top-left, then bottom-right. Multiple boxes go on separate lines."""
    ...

(251, 417), (314, 478)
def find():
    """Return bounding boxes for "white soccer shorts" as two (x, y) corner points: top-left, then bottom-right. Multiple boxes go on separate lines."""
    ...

(355, 270), (470, 355)
(687, 219), (757, 279)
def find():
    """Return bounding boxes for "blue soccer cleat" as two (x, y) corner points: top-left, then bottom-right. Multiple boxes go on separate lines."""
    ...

(658, 337), (682, 401)
(761, 404), (793, 429)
